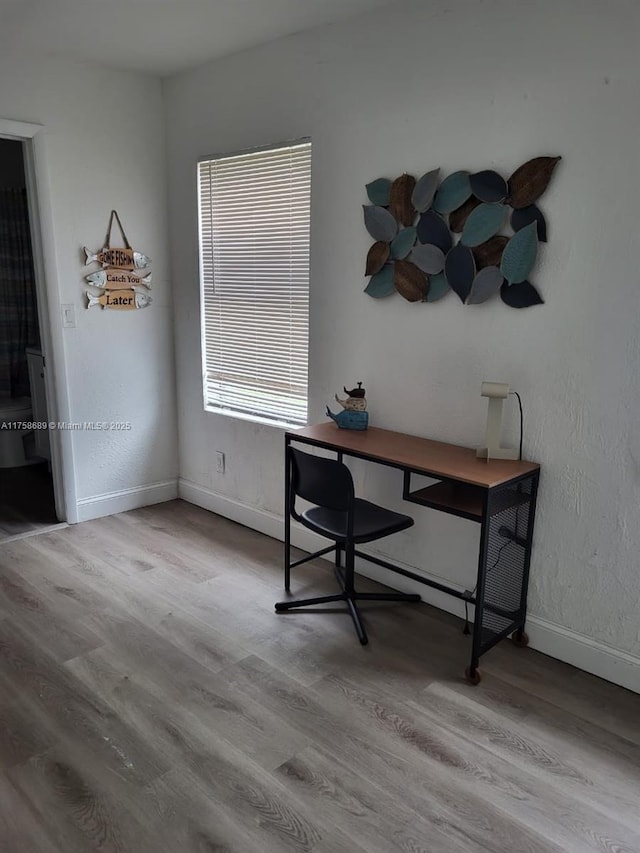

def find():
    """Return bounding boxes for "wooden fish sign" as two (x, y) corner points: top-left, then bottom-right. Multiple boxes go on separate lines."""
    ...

(83, 211), (154, 312)
(86, 289), (152, 310)
(83, 211), (152, 271)
(83, 246), (152, 271)
(85, 268), (152, 290)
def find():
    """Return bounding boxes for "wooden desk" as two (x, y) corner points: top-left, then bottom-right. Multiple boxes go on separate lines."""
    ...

(285, 422), (540, 683)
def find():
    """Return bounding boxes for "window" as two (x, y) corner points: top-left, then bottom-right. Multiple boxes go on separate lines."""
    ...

(198, 140), (311, 427)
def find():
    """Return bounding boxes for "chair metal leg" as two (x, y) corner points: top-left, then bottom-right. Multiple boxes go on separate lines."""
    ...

(277, 537), (416, 645)
(284, 544), (291, 592)
(345, 596), (368, 645)
(344, 543), (356, 596)
(275, 593), (346, 611)
(355, 592), (421, 602)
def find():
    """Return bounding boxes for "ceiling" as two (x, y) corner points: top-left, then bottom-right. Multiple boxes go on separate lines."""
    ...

(0, 0), (396, 76)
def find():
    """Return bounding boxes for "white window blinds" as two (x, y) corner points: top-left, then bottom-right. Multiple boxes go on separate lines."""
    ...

(198, 141), (311, 427)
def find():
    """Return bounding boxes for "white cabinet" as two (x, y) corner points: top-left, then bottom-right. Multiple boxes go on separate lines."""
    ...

(26, 347), (50, 462)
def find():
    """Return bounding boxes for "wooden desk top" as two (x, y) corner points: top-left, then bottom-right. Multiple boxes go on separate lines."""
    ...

(289, 422), (539, 489)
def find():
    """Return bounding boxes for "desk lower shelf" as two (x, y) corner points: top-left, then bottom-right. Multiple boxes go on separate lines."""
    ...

(404, 479), (531, 522)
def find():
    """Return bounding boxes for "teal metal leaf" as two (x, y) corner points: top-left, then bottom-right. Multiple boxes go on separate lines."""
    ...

(449, 196), (481, 233)
(445, 243), (476, 303)
(366, 178), (392, 206)
(511, 205), (547, 242)
(363, 205), (398, 242)
(500, 280), (544, 308)
(466, 266), (504, 304)
(500, 222), (538, 284)
(461, 203), (506, 247)
(426, 272), (450, 302)
(411, 168), (440, 213)
(433, 171), (471, 215)
(410, 243), (445, 274)
(365, 264), (395, 298)
(390, 227), (417, 260)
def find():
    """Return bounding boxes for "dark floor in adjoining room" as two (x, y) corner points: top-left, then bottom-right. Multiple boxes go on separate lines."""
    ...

(0, 462), (58, 540)
(0, 499), (638, 852)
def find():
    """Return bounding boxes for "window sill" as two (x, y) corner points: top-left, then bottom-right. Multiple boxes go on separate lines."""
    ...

(203, 405), (307, 431)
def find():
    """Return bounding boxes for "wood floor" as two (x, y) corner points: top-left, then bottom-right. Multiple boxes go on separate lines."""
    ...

(0, 500), (639, 853)
(0, 462), (58, 540)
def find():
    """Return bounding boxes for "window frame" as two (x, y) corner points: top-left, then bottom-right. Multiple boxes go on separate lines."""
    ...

(197, 138), (311, 430)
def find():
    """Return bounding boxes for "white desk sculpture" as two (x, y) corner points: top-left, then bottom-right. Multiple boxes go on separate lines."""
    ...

(477, 381), (519, 460)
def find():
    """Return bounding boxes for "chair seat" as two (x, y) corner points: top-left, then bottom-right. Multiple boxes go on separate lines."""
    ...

(301, 498), (414, 544)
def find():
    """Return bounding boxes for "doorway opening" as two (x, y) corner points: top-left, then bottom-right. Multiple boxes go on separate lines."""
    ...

(0, 137), (60, 540)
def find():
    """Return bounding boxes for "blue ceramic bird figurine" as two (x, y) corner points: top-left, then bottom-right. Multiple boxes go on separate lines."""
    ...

(326, 382), (369, 430)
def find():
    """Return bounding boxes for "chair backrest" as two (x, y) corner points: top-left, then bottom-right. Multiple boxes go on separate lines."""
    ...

(290, 447), (354, 512)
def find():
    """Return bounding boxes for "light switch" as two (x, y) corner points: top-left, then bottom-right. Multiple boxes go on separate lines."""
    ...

(61, 303), (76, 328)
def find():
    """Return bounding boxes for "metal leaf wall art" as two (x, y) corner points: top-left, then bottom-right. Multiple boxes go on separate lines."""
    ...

(362, 156), (561, 309)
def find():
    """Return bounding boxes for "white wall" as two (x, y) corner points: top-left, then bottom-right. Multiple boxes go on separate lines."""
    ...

(0, 52), (177, 519)
(164, 0), (640, 683)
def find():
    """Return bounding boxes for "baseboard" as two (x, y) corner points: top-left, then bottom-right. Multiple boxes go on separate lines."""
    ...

(76, 479), (178, 522)
(522, 616), (640, 694)
(178, 479), (640, 694)
(178, 479), (286, 540)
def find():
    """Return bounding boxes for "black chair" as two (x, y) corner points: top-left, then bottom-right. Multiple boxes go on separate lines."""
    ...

(275, 447), (421, 644)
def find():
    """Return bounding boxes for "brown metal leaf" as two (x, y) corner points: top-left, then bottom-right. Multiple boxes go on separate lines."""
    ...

(389, 174), (417, 227)
(365, 241), (390, 276)
(449, 196), (481, 233)
(472, 235), (508, 270)
(394, 259), (429, 302)
(507, 156), (561, 209)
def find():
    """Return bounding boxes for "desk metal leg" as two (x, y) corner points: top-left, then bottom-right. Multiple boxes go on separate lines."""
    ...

(511, 470), (539, 648)
(284, 437), (291, 591)
(466, 472), (539, 684)
(335, 450), (344, 584)
(467, 496), (490, 685)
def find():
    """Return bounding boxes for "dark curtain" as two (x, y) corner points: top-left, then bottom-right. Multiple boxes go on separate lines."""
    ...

(0, 188), (40, 398)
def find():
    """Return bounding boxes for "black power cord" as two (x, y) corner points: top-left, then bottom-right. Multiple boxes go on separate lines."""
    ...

(510, 391), (524, 461)
(463, 537), (513, 634)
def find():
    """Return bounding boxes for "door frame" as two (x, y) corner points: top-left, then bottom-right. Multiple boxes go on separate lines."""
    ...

(0, 117), (77, 523)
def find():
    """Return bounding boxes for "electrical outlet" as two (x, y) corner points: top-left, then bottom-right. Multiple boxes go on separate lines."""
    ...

(215, 451), (225, 474)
